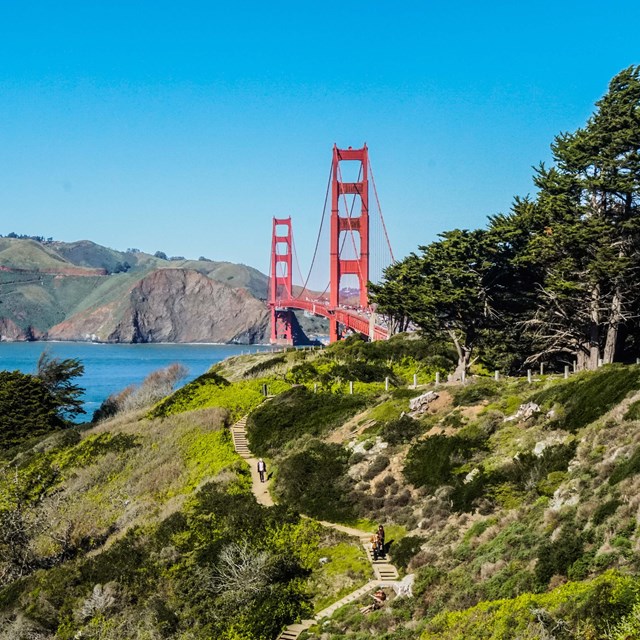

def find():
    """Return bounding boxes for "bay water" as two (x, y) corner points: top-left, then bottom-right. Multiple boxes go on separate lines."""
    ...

(0, 342), (275, 421)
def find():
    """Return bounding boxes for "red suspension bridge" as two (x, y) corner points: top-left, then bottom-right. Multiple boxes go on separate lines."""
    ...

(269, 144), (395, 345)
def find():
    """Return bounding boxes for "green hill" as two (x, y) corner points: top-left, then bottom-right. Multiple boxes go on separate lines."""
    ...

(3, 336), (640, 638)
(0, 237), (273, 343)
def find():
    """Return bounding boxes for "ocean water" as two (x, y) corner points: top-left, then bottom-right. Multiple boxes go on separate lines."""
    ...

(0, 342), (275, 420)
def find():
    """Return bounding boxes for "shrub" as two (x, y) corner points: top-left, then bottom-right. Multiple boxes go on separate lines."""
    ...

(592, 498), (621, 525)
(390, 536), (424, 570)
(623, 398), (640, 421)
(274, 440), (356, 522)
(362, 455), (390, 481)
(422, 571), (638, 640)
(452, 378), (500, 406)
(247, 386), (369, 457)
(380, 415), (424, 445)
(287, 362), (318, 384)
(535, 525), (584, 585)
(404, 435), (485, 490)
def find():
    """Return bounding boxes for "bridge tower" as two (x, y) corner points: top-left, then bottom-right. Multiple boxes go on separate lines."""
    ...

(269, 217), (294, 345)
(330, 144), (369, 342)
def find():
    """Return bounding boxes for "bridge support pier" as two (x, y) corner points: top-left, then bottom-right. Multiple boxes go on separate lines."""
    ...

(271, 308), (293, 346)
(329, 318), (339, 343)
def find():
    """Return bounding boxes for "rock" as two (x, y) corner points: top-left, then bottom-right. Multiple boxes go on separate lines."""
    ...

(504, 402), (540, 422)
(389, 574), (415, 598)
(409, 391), (439, 416)
(464, 468), (481, 484)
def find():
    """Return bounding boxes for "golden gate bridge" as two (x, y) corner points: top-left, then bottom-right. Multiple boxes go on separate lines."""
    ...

(268, 144), (395, 345)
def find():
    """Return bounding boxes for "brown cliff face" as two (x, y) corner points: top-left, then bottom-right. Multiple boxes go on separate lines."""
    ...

(0, 318), (41, 341)
(47, 269), (270, 344)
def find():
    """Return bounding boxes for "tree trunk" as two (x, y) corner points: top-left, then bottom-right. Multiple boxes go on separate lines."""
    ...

(603, 289), (622, 364)
(587, 284), (601, 370)
(448, 329), (471, 381)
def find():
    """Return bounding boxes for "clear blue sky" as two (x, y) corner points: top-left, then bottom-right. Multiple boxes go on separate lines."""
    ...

(0, 1), (637, 284)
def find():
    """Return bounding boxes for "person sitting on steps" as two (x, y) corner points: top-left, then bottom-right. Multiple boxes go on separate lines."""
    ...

(360, 588), (387, 614)
(257, 458), (267, 483)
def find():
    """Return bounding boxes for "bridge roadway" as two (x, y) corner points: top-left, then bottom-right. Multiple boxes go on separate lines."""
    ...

(276, 298), (388, 341)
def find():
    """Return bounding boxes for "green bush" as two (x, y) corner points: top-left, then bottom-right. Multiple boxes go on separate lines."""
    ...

(404, 434), (485, 490)
(532, 365), (640, 432)
(452, 378), (500, 406)
(592, 498), (621, 525)
(274, 439), (356, 522)
(287, 362), (318, 383)
(380, 415), (424, 445)
(363, 455), (390, 481)
(4, 482), (317, 640)
(535, 525), (584, 585)
(247, 386), (369, 457)
(390, 535), (424, 570)
(422, 571), (638, 640)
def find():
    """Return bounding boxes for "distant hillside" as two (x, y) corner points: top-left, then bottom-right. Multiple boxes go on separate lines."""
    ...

(0, 237), (273, 343)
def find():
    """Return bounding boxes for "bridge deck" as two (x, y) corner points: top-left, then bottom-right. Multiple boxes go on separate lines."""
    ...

(275, 298), (388, 341)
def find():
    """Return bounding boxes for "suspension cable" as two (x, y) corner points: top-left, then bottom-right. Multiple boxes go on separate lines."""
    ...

(293, 164), (333, 299)
(368, 159), (395, 262)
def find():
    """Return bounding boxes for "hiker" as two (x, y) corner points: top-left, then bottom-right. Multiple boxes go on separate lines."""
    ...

(257, 458), (267, 483)
(360, 588), (387, 614)
(378, 524), (385, 547)
(370, 533), (379, 559)
(372, 532), (385, 560)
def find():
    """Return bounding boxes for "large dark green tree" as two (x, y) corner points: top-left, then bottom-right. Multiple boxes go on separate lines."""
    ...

(0, 371), (63, 449)
(371, 229), (504, 377)
(370, 65), (640, 373)
(523, 65), (640, 369)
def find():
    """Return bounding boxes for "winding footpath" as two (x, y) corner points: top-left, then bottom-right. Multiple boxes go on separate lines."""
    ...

(230, 414), (400, 640)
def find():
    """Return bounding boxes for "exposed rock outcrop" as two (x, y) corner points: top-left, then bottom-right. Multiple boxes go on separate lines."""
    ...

(47, 269), (270, 344)
(0, 318), (39, 341)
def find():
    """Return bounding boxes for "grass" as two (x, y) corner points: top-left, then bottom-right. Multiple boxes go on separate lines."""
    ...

(150, 373), (290, 421)
(531, 365), (640, 432)
(312, 541), (373, 612)
(179, 428), (242, 493)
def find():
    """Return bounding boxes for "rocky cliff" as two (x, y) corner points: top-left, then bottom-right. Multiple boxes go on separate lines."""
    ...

(46, 269), (270, 343)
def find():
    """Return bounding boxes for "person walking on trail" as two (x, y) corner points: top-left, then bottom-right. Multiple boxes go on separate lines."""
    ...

(257, 458), (267, 483)
(378, 524), (385, 548)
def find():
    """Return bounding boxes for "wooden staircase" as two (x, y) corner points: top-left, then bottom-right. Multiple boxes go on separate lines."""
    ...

(230, 416), (250, 458)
